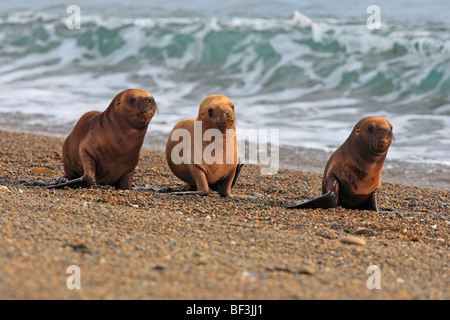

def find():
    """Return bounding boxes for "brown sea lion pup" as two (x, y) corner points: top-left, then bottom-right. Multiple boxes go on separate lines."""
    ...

(165, 94), (243, 197)
(48, 89), (157, 190)
(288, 116), (394, 211)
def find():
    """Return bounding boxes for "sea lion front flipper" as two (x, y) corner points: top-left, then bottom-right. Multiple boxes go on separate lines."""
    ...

(358, 191), (379, 211)
(114, 172), (134, 190)
(167, 167), (210, 196)
(231, 162), (244, 188)
(287, 173), (339, 209)
(47, 175), (95, 189)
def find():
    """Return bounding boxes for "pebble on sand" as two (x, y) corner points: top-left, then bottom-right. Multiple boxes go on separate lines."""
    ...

(340, 236), (366, 246)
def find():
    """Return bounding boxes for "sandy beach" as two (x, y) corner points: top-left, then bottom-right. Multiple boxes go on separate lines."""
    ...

(0, 130), (448, 300)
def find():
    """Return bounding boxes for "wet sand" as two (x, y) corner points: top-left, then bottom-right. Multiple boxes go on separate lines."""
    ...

(0, 130), (448, 300)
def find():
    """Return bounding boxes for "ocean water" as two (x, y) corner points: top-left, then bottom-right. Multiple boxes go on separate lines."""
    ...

(0, 0), (449, 188)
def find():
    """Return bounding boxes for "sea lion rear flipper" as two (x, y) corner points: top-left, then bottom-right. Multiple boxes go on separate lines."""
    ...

(133, 186), (187, 193)
(47, 175), (95, 189)
(287, 190), (338, 209)
(133, 187), (166, 192)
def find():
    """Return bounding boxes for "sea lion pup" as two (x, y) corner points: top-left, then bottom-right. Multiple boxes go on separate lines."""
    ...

(165, 94), (243, 197)
(288, 117), (394, 211)
(48, 89), (157, 190)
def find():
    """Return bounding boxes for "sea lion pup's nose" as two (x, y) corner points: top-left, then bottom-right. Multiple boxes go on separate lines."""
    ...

(223, 109), (229, 115)
(384, 127), (395, 141)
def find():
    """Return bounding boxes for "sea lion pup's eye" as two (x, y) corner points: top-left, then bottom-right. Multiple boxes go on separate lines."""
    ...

(208, 108), (214, 117)
(129, 96), (137, 104)
(367, 124), (375, 134)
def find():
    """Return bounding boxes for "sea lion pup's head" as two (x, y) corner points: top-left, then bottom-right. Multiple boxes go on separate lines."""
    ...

(197, 94), (235, 132)
(108, 89), (158, 128)
(352, 116), (394, 156)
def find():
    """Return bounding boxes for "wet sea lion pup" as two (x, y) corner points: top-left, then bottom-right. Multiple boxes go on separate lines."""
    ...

(165, 94), (243, 197)
(288, 117), (394, 211)
(48, 89), (157, 190)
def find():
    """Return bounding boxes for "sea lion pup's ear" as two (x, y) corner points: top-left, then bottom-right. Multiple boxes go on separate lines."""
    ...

(103, 90), (124, 111)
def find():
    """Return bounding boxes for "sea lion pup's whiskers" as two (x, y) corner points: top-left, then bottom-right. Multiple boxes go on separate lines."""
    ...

(287, 116), (393, 211)
(48, 89), (157, 190)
